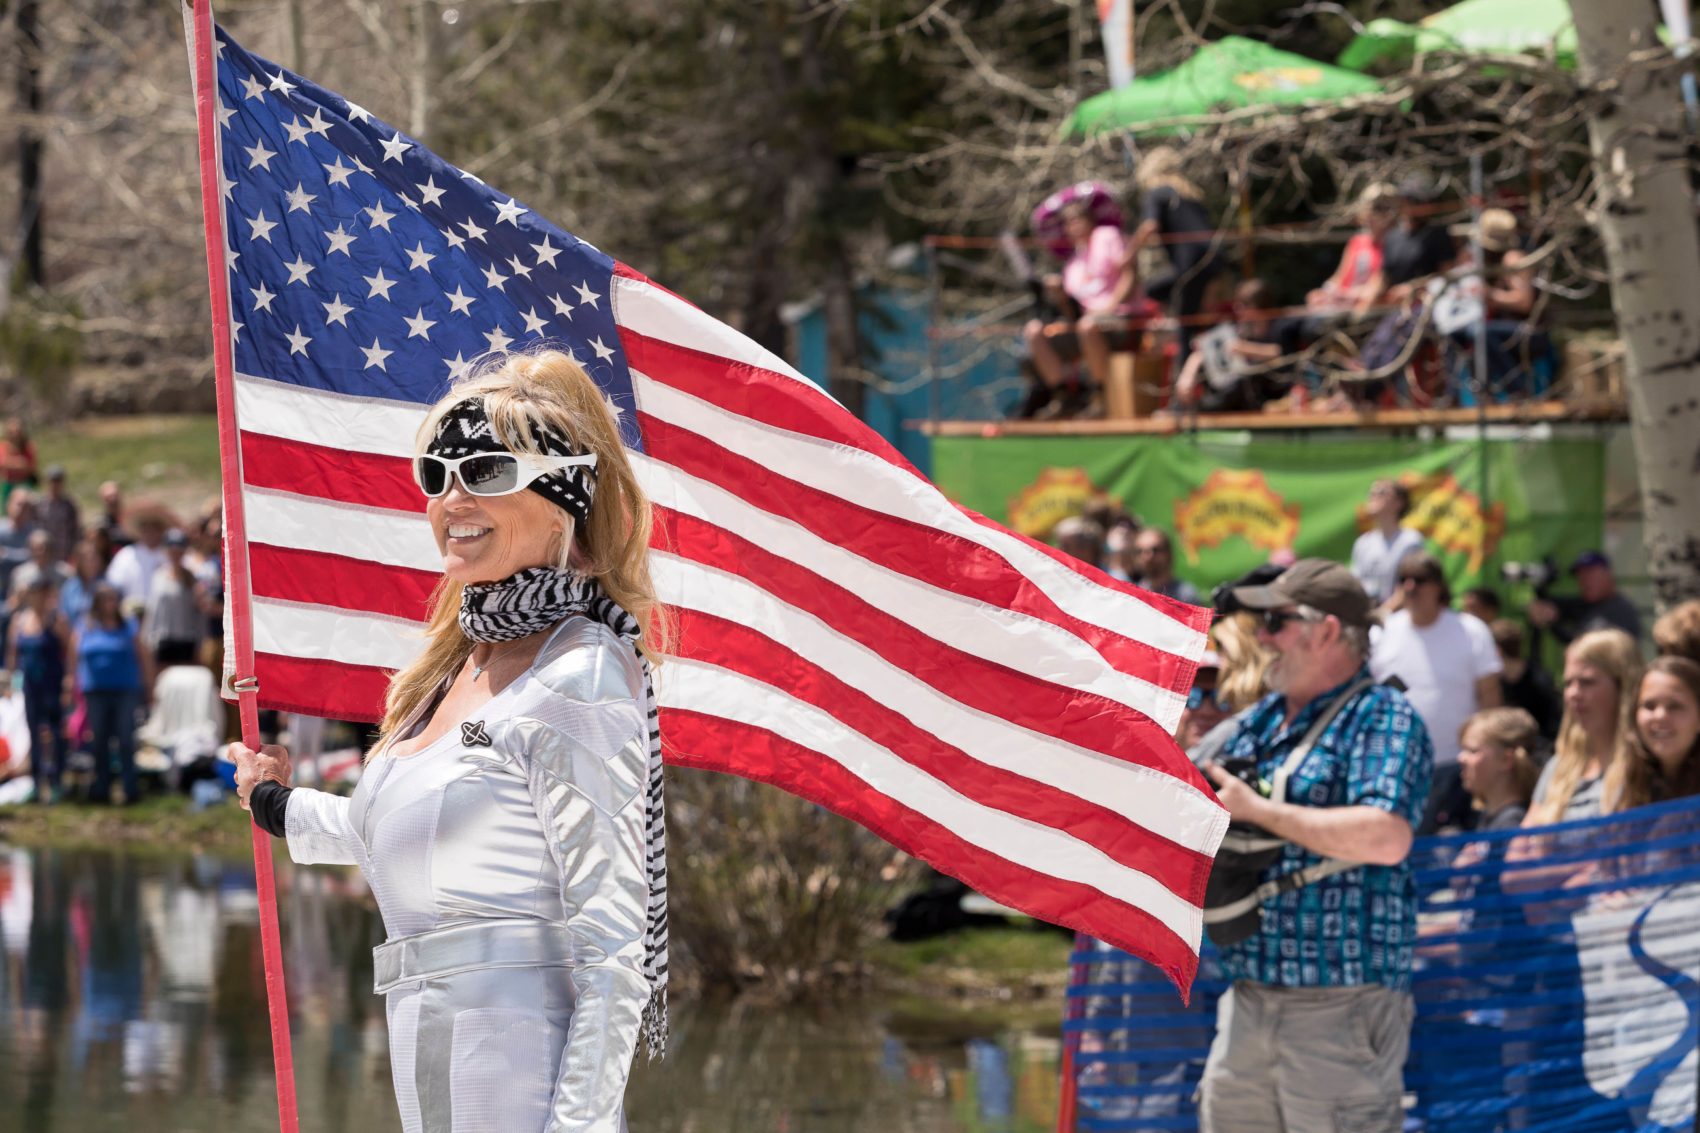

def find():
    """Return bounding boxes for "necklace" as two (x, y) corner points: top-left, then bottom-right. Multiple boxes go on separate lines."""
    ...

(470, 646), (501, 681)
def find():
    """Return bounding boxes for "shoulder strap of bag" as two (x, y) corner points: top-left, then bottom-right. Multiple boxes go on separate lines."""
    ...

(1202, 857), (1363, 925)
(1202, 675), (1377, 925)
(1269, 675), (1375, 803)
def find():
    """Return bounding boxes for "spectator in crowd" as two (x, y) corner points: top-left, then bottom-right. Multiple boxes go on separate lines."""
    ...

(37, 465), (79, 564)
(1528, 550), (1642, 645)
(1653, 599), (1700, 664)
(1448, 209), (1546, 396)
(1190, 612), (1271, 762)
(1124, 146), (1220, 372)
(1173, 279), (1304, 413)
(86, 523), (118, 574)
(1018, 202), (1141, 420)
(1306, 183), (1398, 317)
(1376, 176), (1459, 303)
(1441, 208), (1550, 396)
(1491, 617), (1563, 740)
(1129, 528), (1201, 604)
(1083, 497), (1136, 536)
(8, 531), (71, 608)
(59, 539), (105, 631)
(0, 489), (39, 598)
(1371, 551), (1502, 832)
(6, 577), (70, 804)
(1177, 651), (1228, 750)
(1525, 629), (1643, 824)
(1461, 586), (1501, 624)
(105, 513), (168, 611)
(1601, 656), (1700, 813)
(1199, 560), (1432, 1133)
(1053, 515), (1107, 571)
(1457, 707), (1542, 831)
(189, 514), (225, 670)
(96, 480), (133, 555)
(144, 530), (205, 671)
(1105, 525), (1136, 582)
(69, 583), (147, 805)
(1186, 610), (1275, 765)
(0, 419), (38, 507)
(1350, 480), (1425, 608)
(1212, 611), (1273, 714)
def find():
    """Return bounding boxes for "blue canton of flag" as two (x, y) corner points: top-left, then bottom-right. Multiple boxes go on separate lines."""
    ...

(214, 29), (640, 448)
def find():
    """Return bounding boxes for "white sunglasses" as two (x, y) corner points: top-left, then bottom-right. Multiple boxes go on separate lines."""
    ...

(414, 452), (598, 498)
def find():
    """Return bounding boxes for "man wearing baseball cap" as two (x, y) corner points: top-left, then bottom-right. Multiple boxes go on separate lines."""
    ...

(1528, 550), (1642, 644)
(1198, 558), (1433, 1133)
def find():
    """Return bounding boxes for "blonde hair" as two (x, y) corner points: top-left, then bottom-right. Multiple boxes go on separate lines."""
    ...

(1461, 707), (1541, 806)
(378, 349), (667, 742)
(1533, 629), (1642, 821)
(1211, 612), (1271, 712)
(1135, 146), (1204, 202)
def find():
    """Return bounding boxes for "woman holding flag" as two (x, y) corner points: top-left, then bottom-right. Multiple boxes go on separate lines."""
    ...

(230, 350), (667, 1133)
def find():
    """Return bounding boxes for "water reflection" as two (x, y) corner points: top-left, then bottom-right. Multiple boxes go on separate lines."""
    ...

(0, 846), (1057, 1133)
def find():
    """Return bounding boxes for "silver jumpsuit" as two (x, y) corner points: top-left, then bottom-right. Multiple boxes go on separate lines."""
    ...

(281, 616), (651, 1133)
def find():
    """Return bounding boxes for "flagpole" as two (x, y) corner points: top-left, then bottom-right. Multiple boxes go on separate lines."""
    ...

(185, 3), (301, 1130)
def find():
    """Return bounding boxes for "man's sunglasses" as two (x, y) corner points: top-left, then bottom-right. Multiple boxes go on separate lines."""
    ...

(1398, 572), (1439, 587)
(1261, 608), (1315, 634)
(414, 452), (598, 498)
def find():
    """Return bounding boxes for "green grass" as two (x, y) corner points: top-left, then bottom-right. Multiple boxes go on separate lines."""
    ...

(34, 414), (223, 521)
(0, 791), (256, 857)
(870, 925), (1073, 984)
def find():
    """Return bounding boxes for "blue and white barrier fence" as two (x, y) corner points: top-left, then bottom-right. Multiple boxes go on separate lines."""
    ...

(1063, 794), (1700, 1132)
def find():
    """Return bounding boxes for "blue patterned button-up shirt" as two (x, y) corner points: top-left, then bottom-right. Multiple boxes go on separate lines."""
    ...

(1217, 667), (1433, 990)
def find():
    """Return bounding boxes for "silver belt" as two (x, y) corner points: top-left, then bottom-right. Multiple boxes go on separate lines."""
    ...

(372, 918), (573, 995)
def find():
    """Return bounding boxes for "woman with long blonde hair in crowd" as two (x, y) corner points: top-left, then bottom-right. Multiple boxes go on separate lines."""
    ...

(1525, 628), (1643, 824)
(1505, 629), (1641, 890)
(1182, 610), (1272, 764)
(230, 350), (669, 1132)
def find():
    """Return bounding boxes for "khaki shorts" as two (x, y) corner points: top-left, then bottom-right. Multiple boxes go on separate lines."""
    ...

(1199, 981), (1412, 1133)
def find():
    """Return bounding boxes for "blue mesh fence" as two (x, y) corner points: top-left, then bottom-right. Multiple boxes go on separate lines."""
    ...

(1064, 794), (1700, 1132)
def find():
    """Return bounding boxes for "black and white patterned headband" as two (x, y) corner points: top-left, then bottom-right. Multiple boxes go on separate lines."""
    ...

(426, 397), (596, 523)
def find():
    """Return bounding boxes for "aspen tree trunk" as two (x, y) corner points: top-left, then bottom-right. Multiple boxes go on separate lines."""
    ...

(1570, 0), (1700, 605)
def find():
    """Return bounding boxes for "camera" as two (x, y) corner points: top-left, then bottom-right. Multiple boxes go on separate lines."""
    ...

(1500, 556), (1558, 595)
(1218, 756), (1272, 797)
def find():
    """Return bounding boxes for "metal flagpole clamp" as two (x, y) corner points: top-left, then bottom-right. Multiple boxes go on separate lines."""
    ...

(231, 675), (261, 694)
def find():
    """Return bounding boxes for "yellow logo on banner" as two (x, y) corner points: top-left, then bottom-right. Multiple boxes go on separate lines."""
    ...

(1234, 67), (1323, 94)
(1007, 467), (1102, 539)
(1173, 469), (1301, 565)
(1389, 471), (1507, 572)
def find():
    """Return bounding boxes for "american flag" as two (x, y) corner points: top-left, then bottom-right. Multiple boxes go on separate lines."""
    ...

(193, 19), (1227, 992)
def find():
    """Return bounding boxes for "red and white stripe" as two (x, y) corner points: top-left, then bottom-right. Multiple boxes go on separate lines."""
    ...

(230, 267), (1227, 993)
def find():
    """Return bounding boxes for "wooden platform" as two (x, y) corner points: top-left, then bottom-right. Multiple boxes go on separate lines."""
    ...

(916, 399), (1627, 438)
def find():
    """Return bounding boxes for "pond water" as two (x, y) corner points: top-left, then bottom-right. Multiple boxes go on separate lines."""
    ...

(0, 845), (1060, 1133)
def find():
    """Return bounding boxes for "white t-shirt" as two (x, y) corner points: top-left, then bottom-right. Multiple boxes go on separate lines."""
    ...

(1370, 608), (1502, 765)
(105, 543), (168, 609)
(1350, 526), (1428, 604)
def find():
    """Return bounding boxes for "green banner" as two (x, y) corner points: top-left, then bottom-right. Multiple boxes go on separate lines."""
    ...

(931, 431), (1608, 597)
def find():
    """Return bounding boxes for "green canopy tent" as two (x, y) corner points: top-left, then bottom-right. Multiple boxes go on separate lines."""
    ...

(1066, 36), (1384, 138)
(1336, 0), (1578, 72)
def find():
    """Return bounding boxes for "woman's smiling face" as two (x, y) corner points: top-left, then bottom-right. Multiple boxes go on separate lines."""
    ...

(427, 474), (569, 585)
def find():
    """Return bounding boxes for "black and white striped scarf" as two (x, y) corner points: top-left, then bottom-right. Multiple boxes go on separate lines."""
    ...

(460, 565), (669, 1058)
